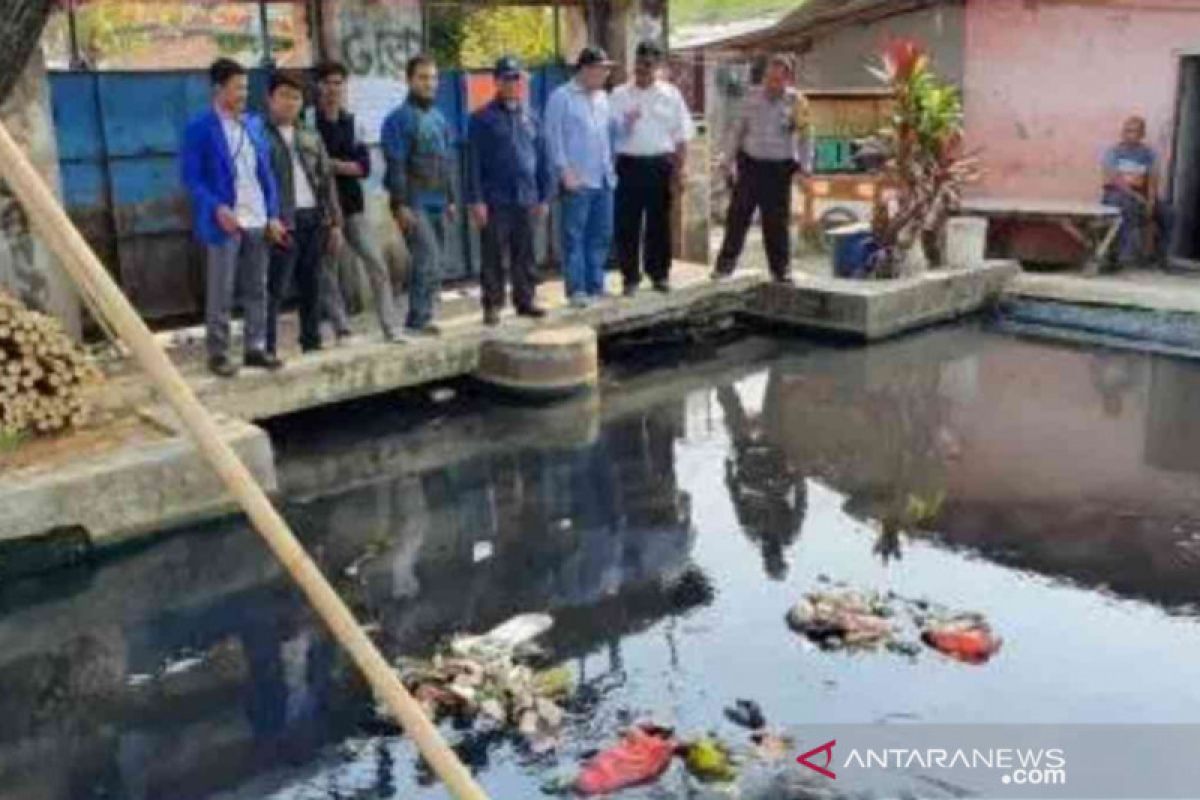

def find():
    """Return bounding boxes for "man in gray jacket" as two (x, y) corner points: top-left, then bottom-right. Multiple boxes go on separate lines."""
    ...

(259, 71), (344, 357)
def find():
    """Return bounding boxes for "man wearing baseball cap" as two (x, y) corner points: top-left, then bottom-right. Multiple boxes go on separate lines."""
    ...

(544, 46), (618, 308)
(467, 56), (552, 326)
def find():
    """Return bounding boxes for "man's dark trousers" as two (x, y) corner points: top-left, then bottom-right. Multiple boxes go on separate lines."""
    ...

(267, 208), (325, 355)
(481, 205), (538, 312)
(616, 154), (674, 288)
(716, 153), (796, 278)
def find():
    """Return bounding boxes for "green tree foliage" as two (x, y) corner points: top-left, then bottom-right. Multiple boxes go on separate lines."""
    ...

(428, 5), (467, 68)
(461, 7), (555, 69)
(430, 6), (557, 69)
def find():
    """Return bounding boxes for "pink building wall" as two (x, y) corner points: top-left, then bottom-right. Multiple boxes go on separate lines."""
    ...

(963, 0), (1200, 201)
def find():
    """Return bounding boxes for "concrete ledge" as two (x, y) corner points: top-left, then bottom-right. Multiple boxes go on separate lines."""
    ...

(745, 261), (1021, 340)
(94, 263), (765, 422)
(1006, 272), (1200, 315)
(0, 414), (276, 548)
(997, 298), (1200, 359)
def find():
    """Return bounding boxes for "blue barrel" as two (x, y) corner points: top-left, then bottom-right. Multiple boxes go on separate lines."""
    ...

(828, 222), (877, 278)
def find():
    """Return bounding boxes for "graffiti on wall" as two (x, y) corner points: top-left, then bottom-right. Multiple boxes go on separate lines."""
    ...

(337, 0), (421, 143)
(338, 0), (422, 80)
(0, 191), (48, 311)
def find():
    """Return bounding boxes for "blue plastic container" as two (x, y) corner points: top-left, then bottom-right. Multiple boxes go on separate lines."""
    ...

(828, 223), (877, 278)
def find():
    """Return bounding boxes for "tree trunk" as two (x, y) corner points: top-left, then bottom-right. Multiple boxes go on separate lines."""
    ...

(0, 42), (81, 337)
(0, 1), (55, 106)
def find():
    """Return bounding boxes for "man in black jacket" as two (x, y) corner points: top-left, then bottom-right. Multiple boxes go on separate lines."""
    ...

(314, 61), (403, 342)
(259, 71), (344, 358)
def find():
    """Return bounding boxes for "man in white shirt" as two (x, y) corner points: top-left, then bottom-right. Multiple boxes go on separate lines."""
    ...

(610, 41), (694, 295)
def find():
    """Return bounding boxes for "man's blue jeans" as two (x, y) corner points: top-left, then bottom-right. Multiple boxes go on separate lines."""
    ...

(560, 187), (614, 297)
(403, 207), (447, 330)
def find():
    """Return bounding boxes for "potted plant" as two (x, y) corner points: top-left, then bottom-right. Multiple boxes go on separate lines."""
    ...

(860, 39), (980, 278)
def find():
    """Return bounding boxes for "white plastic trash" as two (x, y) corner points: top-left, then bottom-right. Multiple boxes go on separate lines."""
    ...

(945, 216), (988, 269)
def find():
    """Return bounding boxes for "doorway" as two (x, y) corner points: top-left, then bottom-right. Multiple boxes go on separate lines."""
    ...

(1169, 55), (1200, 269)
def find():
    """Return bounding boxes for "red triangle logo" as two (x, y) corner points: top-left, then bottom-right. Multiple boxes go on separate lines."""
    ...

(797, 739), (837, 779)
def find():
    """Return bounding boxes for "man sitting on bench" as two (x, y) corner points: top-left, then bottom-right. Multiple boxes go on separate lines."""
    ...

(1101, 116), (1159, 270)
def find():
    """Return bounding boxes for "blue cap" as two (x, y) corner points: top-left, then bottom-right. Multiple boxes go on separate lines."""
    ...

(494, 55), (524, 80)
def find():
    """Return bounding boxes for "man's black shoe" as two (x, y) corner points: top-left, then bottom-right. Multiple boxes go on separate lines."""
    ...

(208, 356), (239, 379)
(622, 284), (639, 298)
(483, 308), (501, 327)
(245, 351), (284, 371)
(652, 280), (671, 294)
(406, 324), (442, 338)
(773, 272), (795, 285)
(517, 305), (547, 319)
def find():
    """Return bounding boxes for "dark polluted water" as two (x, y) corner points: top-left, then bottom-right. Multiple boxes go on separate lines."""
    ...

(3, 324), (1200, 800)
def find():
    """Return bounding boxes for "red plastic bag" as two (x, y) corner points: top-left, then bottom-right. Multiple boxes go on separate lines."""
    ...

(922, 621), (1002, 664)
(575, 726), (676, 796)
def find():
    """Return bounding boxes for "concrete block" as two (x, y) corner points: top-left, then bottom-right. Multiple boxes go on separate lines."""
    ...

(745, 261), (1020, 340)
(477, 325), (598, 396)
(0, 414), (276, 547)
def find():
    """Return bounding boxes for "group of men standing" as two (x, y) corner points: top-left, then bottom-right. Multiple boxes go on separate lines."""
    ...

(181, 44), (810, 378)
(180, 58), (409, 377)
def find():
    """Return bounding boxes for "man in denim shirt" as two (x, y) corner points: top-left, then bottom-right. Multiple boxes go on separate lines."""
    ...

(382, 54), (457, 336)
(467, 55), (552, 326)
(544, 46), (618, 308)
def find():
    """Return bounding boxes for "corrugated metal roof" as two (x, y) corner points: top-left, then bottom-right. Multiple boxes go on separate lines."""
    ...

(695, 0), (953, 51)
(672, 18), (782, 51)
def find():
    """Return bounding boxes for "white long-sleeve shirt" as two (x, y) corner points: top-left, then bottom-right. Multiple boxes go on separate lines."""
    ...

(610, 80), (694, 157)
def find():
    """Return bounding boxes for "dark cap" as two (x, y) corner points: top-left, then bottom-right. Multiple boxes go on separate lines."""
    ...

(494, 55), (523, 80)
(635, 40), (665, 62)
(576, 46), (614, 69)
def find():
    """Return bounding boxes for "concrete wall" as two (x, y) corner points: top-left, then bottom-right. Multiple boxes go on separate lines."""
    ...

(796, 4), (966, 90)
(963, 0), (1200, 201)
(0, 48), (79, 337)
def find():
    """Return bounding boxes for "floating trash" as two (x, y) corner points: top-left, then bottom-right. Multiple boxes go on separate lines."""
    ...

(449, 612), (553, 661)
(921, 616), (1003, 664)
(750, 731), (794, 763)
(393, 614), (571, 751)
(786, 590), (895, 650)
(472, 540), (494, 563)
(684, 736), (738, 783)
(723, 698), (766, 731)
(787, 584), (1001, 665)
(575, 725), (677, 796)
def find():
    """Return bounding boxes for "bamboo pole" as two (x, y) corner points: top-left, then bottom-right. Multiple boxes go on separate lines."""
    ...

(0, 122), (490, 800)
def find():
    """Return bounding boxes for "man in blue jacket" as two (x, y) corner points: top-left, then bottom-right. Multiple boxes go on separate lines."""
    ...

(381, 54), (457, 337)
(180, 58), (286, 377)
(467, 55), (551, 326)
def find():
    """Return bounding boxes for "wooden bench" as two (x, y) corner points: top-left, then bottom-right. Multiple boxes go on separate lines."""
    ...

(959, 198), (1121, 275)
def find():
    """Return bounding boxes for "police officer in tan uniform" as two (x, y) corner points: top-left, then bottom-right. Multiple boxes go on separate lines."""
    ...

(713, 54), (812, 284)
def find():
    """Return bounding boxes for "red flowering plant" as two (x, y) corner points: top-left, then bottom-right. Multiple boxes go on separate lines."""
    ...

(866, 38), (980, 277)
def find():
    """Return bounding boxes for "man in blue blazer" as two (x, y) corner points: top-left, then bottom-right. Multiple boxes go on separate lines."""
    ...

(180, 58), (286, 378)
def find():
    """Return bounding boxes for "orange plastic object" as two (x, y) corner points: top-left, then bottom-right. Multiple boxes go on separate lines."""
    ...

(923, 624), (1002, 664)
(575, 726), (677, 796)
